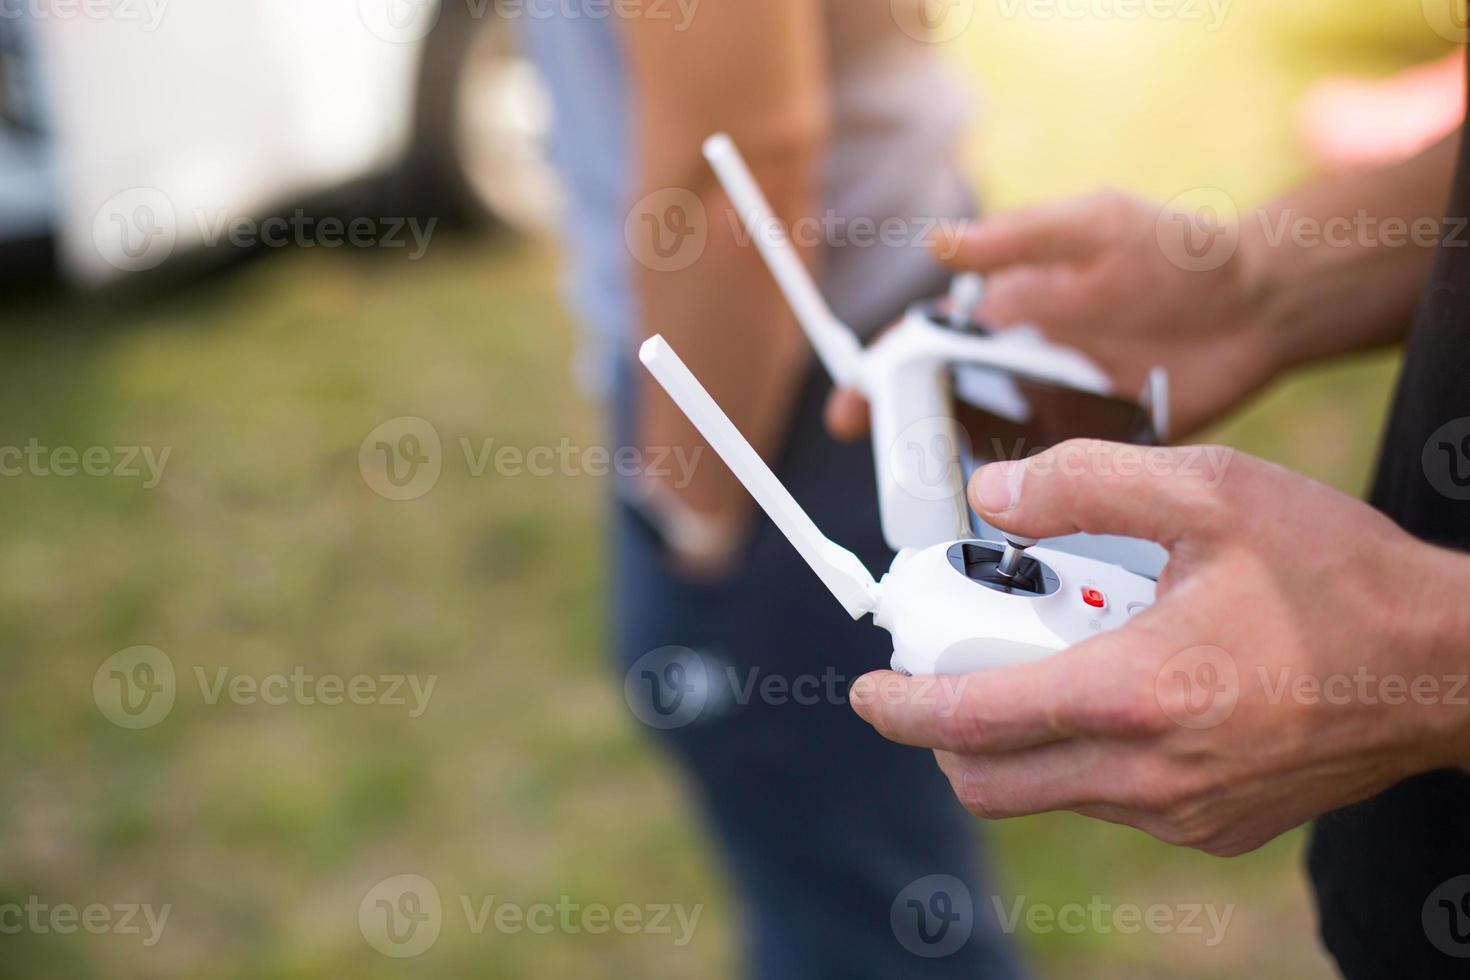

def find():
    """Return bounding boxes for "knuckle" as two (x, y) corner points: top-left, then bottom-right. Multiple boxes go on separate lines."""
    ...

(1193, 443), (1242, 490)
(1123, 774), (1179, 815)
(1039, 437), (1106, 487)
(935, 707), (986, 752)
(1094, 690), (1167, 736)
(1120, 763), (1199, 816)
(1089, 189), (1139, 234)
(961, 795), (999, 821)
(1149, 454), (1236, 534)
(1179, 483), (1236, 537)
(1061, 666), (1161, 736)
(1088, 187), (1131, 214)
(948, 764), (1000, 820)
(1157, 816), (1220, 851)
(1208, 836), (1260, 858)
(1158, 788), (1228, 851)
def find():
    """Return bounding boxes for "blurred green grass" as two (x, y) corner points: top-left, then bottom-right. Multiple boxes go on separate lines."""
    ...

(0, 2), (1456, 977)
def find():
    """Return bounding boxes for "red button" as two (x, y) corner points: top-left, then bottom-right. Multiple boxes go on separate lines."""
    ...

(1082, 588), (1106, 608)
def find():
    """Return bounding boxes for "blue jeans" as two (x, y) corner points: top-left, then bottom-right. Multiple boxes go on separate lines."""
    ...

(612, 357), (1025, 979)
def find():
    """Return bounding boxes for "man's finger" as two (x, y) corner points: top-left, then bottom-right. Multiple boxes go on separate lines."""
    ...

(823, 387), (870, 442)
(848, 632), (1153, 754)
(935, 195), (1118, 272)
(934, 740), (1136, 819)
(975, 267), (1083, 331)
(968, 439), (1242, 549)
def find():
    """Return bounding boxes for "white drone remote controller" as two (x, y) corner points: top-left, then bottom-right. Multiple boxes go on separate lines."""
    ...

(704, 133), (1169, 552)
(640, 336), (1158, 676)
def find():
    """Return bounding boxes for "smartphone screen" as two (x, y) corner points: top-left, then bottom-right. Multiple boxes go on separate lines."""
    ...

(950, 364), (1158, 464)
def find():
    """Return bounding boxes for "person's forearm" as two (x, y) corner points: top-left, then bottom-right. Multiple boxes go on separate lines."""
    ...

(618, 0), (828, 562)
(1243, 130), (1460, 371)
(630, 124), (824, 523)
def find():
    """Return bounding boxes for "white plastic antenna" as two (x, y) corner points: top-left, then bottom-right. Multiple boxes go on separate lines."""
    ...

(1145, 367), (1170, 442)
(702, 133), (864, 387)
(948, 272), (985, 332)
(639, 335), (880, 618)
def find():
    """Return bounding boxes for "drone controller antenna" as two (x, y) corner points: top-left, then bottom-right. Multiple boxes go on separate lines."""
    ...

(947, 273), (985, 332)
(995, 534), (1039, 581)
(639, 334), (881, 619)
(702, 133), (864, 388)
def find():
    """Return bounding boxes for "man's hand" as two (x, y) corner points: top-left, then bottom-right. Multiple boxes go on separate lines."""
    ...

(939, 193), (1284, 436)
(828, 134), (1459, 444)
(827, 192), (1283, 441)
(849, 440), (1470, 856)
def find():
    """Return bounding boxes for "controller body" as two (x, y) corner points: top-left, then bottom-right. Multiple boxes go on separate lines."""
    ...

(873, 539), (1157, 676)
(639, 336), (1161, 680)
(860, 303), (1116, 551)
(700, 132), (1167, 559)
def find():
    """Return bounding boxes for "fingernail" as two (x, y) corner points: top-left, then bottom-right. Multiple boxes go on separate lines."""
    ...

(849, 675), (877, 707)
(973, 460), (1023, 513)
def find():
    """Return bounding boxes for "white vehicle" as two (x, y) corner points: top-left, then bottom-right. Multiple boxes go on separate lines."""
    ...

(0, 0), (555, 284)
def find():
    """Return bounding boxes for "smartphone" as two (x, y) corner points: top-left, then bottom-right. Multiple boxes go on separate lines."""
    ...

(951, 363), (1159, 464)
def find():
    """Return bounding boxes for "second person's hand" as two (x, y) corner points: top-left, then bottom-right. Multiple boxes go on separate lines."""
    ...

(826, 191), (1284, 442)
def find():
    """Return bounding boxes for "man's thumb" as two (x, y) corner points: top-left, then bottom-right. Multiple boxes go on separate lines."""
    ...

(969, 440), (1237, 547)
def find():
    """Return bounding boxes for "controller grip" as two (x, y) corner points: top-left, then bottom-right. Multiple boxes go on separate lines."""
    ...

(868, 359), (970, 551)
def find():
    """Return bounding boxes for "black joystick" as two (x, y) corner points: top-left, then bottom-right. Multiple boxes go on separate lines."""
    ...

(946, 539), (1057, 597)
